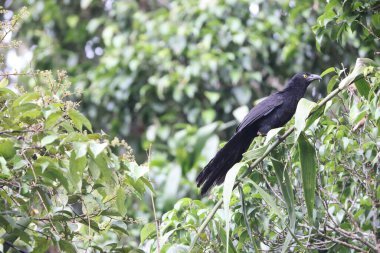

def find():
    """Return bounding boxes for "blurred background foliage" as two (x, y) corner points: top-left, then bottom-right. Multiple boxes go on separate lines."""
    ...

(1, 0), (380, 252)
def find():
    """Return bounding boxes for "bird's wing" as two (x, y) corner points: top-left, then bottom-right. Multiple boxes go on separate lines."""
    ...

(236, 93), (283, 132)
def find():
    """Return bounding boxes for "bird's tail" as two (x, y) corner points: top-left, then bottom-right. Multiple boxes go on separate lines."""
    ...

(196, 130), (256, 195)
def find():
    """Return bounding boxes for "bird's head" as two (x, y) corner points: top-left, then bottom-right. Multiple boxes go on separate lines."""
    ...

(287, 72), (322, 89)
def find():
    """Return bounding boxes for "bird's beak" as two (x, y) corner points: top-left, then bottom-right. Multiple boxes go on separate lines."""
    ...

(307, 74), (322, 82)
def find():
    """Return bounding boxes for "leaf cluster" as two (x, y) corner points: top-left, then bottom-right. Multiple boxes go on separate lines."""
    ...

(0, 11), (151, 252)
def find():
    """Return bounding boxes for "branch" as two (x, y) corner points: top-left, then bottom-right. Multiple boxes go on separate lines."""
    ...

(316, 231), (367, 253)
(190, 58), (370, 250)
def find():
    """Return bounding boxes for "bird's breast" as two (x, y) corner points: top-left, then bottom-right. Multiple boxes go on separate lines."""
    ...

(266, 98), (299, 130)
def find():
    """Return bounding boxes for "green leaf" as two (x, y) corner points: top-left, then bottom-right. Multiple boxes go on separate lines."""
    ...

(13, 92), (40, 106)
(13, 159), (27, 170)
(128, 178), (146, 199)
(217, 223), (237, 253)
(0, 87), (16, 98)
(351, 110), (367, 125)
(271, 157), (294, 215)
(315, 32), (323, 52)
(0, 78), (9, 88)
(35, 157), (70, 190)
(116, 187), (127, 216)
(271, 154), (295, 253)
(140, 222), (156, 244)
(294, 98), (317, 141)
(238, 186), (258, 251)
(264, 127), (284, 145)
(89, 141), (108, 158)
(41, 135), (58, 147)
(0, 139), (16, 159)
(174, 197), (192, 210)
(88, 158), (100, 179)
(68, 109), (92, 132)
(45, 111), (63, 129)
(338, 62), (366, 90)
(0, 157), (11, 178)
(94, 154), (112, 181)
(73, 142), (88, 159)
(127, 162), (148, 181)
(298, 133), (317, 221)
(59, 239), (77, 253)
(371, 13), (380, 29)
(33, 237), (51, 253)
(1, 218), (31, 252)
(243, 145), (268, 161)
(22, 108), (42, 120)
(69, 151), (87, 192)
(355, 79), (370, 99)
(318, 9), (336, 27)
(327, 75), (338, 93)
(320, 67), (335, 78)
(110, 220), (129, 234)
(305, 104), (325, 130)
(248, 179), (283, 218)
(13, 103), (41, 119)
(35, 187), (53, 212)
(82, 195), (98, 215)
(223, 162), (245, 253)
(44, 166), (71, 191)
(78, 219), (100, 232)
(140, 177), (155, 194)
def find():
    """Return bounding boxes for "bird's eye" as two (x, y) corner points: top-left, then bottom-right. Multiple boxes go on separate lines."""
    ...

(303, 74), (308, 78)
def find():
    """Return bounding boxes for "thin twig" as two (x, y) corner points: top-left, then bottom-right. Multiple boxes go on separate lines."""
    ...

(317, 231), (367, 253)
(148, 144), (160, 253)
(21, 152), (60, 235)
(0, 71), (34, 77)
(326, 224), (377, 251)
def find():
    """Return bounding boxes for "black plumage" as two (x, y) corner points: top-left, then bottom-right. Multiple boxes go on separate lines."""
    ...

(196, 72), (321, 195)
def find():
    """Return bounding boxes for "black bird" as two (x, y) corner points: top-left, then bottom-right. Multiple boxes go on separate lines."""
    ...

(196, 72), (321, 195)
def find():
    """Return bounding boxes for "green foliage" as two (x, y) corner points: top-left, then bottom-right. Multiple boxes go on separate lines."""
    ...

(271, 155), (295, 253)
(297, 132), (317, 221)
(223, 162), (245, 253)
(314, 0), (380, 51)
(2, 1), (380, 253)
(12, 1), (379, 224)
(0, 75), (152, 251)
(11, 0), (379, 219)
(0, 9), (151, 252)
